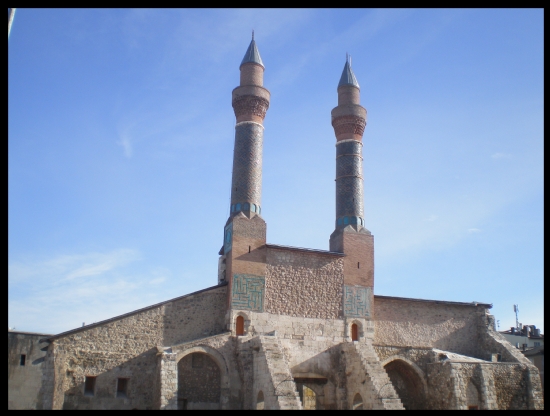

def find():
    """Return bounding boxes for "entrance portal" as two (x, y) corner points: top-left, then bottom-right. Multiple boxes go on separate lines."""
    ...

(177, 352), (221, 410)
(294, 377), (328, 410)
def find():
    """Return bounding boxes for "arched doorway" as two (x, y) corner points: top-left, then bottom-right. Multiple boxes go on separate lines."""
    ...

(256, 391), (265, 410)
(383, 359), (426, 410)
(177, 352), (221, 410)
(353, 393), (363, 410)
(236, 315), (244, 336)
(351, 324), (359, 341)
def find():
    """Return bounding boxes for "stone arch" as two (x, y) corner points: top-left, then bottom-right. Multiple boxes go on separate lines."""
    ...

(176, 346), (229, 410)
(381, 357), (427, 410)
(256, 390), (265, 410)
(231, 311), (250, 336)
(352, 393), (363, 410)
(466, 380), (481, 410)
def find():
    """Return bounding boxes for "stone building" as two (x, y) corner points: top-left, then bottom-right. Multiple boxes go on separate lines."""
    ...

(8, 36), (544, 410)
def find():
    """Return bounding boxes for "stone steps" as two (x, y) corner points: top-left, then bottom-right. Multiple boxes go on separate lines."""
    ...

(258, 336), (302, 410)
(348, 342), (405, 410)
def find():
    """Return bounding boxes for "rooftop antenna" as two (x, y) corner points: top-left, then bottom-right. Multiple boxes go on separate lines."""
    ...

(513, 304), (519, 329)
(252, 29), (254, 41)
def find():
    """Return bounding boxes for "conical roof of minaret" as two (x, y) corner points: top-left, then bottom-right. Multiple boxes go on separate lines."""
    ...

(240, 34), (264, 69)
(338, 55), (360, 89)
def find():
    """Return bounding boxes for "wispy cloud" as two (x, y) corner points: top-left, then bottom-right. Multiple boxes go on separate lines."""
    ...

(7, 249), (178, 333)
(423, 214), (438, 222)
(468, 228), (481, 233)
(117, 131), (133, 158)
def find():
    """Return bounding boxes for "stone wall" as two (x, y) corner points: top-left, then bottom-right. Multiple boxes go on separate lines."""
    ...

(373, 296), (485, 357)
(42, 285), (227, 410)
(8, 331), (51, 409)
(265, 247), (344, 319)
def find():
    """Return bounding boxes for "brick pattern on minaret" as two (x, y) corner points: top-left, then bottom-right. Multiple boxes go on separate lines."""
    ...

(331, 57), (367, 229)
(329, 56), (374, 320)
(228, 36), (270, 218)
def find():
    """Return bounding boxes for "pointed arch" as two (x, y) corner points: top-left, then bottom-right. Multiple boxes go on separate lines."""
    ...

(381, 356), (427, 410)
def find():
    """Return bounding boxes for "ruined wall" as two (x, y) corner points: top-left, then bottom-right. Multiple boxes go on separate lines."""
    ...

(265, 247), (344, 319)
(8, 331), (51, 409)
(373, 297), (484, 357)
(43, 285), (227, 410)
(492, 364), (532, 410)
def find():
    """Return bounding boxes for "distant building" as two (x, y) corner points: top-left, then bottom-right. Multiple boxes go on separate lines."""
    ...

(500, 324), (544, 350)
(500, 325), (544, 394)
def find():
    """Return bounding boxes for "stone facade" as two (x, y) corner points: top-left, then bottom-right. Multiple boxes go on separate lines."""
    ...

(8, 331), (51, 409)
(8, 37), (543, 410)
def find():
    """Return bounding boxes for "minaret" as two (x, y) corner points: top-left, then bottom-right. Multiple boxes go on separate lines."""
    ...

(228, 31), (270, 219)
(329, 55), (374, 322)
(220, 34), (269, 323)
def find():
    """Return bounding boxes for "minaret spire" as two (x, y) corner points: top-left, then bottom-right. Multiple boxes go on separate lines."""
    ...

(329, 54), (374, 320)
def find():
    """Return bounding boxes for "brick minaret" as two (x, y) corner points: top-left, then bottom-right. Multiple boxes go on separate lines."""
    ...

(329, 55), (374, 321)
(220, 34), (269, 321)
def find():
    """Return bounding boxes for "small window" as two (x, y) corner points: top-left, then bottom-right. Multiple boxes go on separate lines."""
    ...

(534, 342), (540, 347)
(84, 376), (96, 396)
(20, 354), (26, 366)
(117, 378), (129, 398)
(468, 405), (479, 410)
(351, 324), (359, 342)
(236, 315), (245, 336)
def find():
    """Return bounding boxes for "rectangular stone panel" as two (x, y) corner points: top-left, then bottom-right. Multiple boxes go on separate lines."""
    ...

(232, 274), (265, 312)
(344, 285), (371, 317)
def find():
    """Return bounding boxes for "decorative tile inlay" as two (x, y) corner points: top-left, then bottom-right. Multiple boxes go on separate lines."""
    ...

(224, 222), (233, 253)
(232, 274), (265, 312)
(343, 285), (371, 317)
(335, 138), (364, 222)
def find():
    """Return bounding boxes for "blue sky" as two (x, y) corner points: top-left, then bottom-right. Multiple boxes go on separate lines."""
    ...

(8, 9), (543, 335)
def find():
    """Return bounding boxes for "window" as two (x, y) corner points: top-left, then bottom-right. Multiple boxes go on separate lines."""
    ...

(117, 378), (129, 398)
(236, 316), (244, 336)
(468, 405), (479, 410)
(20, 354), (26, 366)
(351, 324), (359, 342)
(534, 342), (541, 347)
(84, 376), (96, 396)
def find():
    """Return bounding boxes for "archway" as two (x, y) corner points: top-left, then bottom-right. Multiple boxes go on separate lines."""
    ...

(353, 393), (363, 410)
(256, 391), (265, 410)
(351, 324), (359, 341)
(177, 352), (221, 410)
(383, 359), (426, 410)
